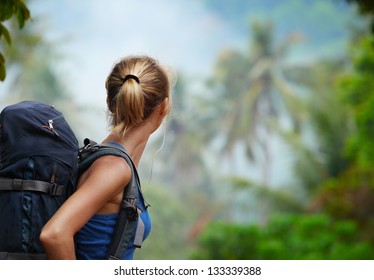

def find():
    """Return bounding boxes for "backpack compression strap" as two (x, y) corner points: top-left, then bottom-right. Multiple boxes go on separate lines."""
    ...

(78, 139), (145, 260)
(0, 252), (47, 260)
(0, 177), (64, 196)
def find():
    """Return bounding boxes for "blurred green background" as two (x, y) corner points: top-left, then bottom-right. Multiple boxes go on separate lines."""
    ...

(1, 0), (373, 259)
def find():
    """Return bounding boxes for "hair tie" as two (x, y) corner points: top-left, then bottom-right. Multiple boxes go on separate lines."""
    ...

(123, 74), (140, 84)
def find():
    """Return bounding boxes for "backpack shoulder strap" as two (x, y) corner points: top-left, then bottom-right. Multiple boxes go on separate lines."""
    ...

(78, 138), (145, 260)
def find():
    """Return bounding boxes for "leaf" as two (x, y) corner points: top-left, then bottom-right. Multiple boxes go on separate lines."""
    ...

(0, 23), (11, 45)
(16, 1), (31, 28)
(0, 53), (6, 81)
(0, 52), (5, 64)
(0, 0), (14, 21)
(17, 9), (25, 28)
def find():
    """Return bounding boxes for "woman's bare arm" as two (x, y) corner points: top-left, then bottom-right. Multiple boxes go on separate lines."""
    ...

(40, 155), (131, 259)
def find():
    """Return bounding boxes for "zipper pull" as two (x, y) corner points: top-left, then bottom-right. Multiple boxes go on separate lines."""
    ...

(47, 119), (60, 138)
(48, 119), (54, 130)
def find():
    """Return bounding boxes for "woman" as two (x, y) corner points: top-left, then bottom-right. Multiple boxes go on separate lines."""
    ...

(40, 55), (172, 259)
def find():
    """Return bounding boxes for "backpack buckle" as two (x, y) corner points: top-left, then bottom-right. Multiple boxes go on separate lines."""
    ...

(49, 183), (63, 196)
(126, 206), (139, 221)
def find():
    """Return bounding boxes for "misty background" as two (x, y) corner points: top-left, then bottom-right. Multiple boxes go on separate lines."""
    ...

(1, 0), (373, 259)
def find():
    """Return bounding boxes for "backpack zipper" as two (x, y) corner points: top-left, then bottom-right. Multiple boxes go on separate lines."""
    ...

(43, 118), (61, 138)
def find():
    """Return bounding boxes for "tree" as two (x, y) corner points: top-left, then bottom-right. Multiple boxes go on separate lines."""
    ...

(281, 58), (353, 197)
(210, 20), (303, 185)
(309, 35), (374, 244)
(206, 21), (304, 224)
(0, 0), (30, 81)
(222, 56), (356, 221)
(339, 36), (374, 167)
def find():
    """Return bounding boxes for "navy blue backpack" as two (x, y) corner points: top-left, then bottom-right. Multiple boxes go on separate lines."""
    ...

(0, 101), (79, 259)
(0, 101), (145, 260)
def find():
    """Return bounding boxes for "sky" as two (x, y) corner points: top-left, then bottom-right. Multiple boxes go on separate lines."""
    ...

(22, 0), (360, 108)
(2, 0), (360, 110)
(29, 0), (237, 106)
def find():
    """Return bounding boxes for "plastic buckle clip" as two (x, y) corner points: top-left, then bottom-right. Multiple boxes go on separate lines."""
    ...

(49, 183), (61, 196)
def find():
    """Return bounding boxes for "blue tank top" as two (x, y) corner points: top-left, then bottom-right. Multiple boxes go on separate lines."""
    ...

(75, 142), (151, 260)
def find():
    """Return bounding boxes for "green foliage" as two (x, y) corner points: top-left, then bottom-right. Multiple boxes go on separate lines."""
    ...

(308, 35), (374, 244)
(284, 58), (353, 195)
(191, 214), (374, 260)
(310, 165), (374, 243)
(0, 52), (5, 81)
(0, 0), (29, 28)
(0, 0), (30, 81)
(339, 36), (374, 168)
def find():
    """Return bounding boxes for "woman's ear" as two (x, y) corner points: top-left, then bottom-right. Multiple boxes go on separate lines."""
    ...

(159, 97), (170, 117)
(149, 98), (169, 133)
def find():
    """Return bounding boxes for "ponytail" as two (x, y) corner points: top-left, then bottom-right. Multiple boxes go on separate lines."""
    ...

(114, 76), (144, 132)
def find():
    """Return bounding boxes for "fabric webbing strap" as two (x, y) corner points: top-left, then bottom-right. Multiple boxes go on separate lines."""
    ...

(0, 177), (64, 196)
(0, 252), (47, 260)
(133, 208), (145, 248)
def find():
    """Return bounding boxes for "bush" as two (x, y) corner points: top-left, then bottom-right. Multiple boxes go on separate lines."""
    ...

(190, 214), (374, 260)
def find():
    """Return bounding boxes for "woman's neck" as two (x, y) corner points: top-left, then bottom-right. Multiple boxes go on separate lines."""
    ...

(103, 106), (165, 166)
(103, 126), (151, 167)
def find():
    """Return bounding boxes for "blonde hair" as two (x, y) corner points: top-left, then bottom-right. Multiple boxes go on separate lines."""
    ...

(106, 55), (172, 133)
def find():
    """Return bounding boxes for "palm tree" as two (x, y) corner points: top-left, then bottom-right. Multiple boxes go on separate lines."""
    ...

(211, 20), (303, 186)
(207, 20), (305, 223)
